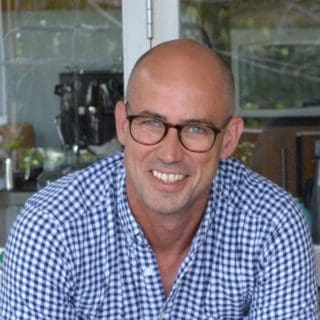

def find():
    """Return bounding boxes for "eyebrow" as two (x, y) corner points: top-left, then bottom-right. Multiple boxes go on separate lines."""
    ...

(129, 109), (219, 128)
(134, 110), (167, 121)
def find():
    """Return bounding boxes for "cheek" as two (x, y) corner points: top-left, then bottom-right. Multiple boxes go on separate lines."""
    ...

(200, 160), (219, 182)
(194, 152), (220, 182)
(124, 142), (150, 171)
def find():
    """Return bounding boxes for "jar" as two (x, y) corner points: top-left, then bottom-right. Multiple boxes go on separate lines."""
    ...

(36, 161), (62, 190)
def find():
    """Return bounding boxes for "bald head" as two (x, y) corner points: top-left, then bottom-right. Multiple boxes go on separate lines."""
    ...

(126, 39), (235, 116)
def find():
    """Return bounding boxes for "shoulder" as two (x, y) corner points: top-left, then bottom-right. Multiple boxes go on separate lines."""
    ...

(212, 158), (313, 276)
(218, 157), (295, 206)
(216, 157), (300, 225)
(24, 152), (125, 225)
(6, 152), (125, 276)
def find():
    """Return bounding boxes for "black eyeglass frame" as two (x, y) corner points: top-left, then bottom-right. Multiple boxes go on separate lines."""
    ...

(126, 113), (232, 153)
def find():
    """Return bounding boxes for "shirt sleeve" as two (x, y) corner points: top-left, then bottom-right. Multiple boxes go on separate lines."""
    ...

(248, 202), (319, 319)
(0, 201), (79, 320)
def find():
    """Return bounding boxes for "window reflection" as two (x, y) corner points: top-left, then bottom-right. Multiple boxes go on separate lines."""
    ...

(0, 0), (123, 149)
(179, 0), (320, 200)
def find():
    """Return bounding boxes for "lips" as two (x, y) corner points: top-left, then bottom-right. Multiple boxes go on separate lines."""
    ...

(152, 170), (185, 183)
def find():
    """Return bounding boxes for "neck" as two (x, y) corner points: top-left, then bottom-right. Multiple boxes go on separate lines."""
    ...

(130, 200), (205, 254)
(126, 186), (208, 297)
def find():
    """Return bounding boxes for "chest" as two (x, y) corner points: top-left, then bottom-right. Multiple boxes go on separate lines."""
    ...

(72, 233), (254, 320)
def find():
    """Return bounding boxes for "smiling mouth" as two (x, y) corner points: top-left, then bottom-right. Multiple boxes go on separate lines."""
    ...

(152, 170), (185, 183)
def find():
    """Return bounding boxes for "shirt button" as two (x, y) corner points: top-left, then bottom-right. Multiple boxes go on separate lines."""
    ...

(159, 312), (167, 320)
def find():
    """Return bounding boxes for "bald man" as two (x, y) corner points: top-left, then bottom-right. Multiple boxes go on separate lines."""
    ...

(1, 39), (318, 319)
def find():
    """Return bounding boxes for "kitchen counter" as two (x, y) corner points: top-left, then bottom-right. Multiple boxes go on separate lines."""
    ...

(0, 191), (33, 207)
(0, 191), (33, 246)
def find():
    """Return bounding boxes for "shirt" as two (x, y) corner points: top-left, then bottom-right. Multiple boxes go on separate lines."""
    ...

(0, 152), (318, 319)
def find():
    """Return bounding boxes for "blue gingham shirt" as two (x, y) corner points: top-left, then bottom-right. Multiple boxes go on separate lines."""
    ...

(0, 152), (318, 319)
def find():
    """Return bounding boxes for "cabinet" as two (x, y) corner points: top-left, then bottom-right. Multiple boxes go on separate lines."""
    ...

(240, 125), (320, 198)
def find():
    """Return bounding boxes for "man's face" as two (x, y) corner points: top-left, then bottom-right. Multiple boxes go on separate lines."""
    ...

(116, 66), (233, 218)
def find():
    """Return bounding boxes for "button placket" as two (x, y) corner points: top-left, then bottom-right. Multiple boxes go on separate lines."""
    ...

(133, 234), (165, 317)
(159, 311), (169, 320)
(160, 239), (203, 318)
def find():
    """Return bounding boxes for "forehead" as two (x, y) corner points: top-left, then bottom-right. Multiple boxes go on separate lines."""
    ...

(127, 45), (232, 121)
(128, 72), (228, 124)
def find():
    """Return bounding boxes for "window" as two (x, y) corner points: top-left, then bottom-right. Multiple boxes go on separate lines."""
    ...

(178, 0), (320, 198)
(0, 1), (123, 148)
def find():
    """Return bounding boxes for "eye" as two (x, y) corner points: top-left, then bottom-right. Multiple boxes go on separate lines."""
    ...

(184, 124), (209, 135)
(138, 117), (163, 128)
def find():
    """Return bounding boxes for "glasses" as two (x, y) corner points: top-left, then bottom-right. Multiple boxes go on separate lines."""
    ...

(126, 112), (231, 153)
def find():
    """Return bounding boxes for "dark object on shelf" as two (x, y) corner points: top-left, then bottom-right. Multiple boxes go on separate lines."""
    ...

(310, 140), (320, 243)
(13, 167), (43, 191)
(54, 70), (123, 149)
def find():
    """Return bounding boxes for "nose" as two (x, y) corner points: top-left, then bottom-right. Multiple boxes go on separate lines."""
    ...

(156, 127), (184, 163)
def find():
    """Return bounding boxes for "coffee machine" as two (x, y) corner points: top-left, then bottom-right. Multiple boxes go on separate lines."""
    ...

(54, 69), (123, 150)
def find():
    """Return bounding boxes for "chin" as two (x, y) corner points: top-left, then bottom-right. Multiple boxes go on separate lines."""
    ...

(144, 194), (189, 216)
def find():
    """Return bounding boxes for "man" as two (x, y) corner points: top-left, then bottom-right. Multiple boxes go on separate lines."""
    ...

(0, 39), (318, 319)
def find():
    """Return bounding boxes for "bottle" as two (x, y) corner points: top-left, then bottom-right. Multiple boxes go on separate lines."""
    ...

(310, 140), (320, 244)
(5, 157), (13, 190)
(36, 148), (65, 190)
(0, 149), (13, 191)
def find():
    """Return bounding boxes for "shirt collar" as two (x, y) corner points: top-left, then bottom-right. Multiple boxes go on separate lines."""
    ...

(115, 158), (229, 247)
(188, 161), (232, 251)
(116, 167), (146, 243)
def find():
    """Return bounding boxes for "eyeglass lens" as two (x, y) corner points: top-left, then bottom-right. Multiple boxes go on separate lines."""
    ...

(128, 116), (218, 152)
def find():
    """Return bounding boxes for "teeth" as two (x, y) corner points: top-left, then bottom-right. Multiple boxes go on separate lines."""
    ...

(152, 170), (184, 183)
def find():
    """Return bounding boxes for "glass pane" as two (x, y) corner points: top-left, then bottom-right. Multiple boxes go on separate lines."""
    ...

(179, 1), (320, 117)
(179, 1), (320, 200)
(1, 0), (123, 151)
(231, 28), (320, 117)
(4, 29), (74, 61)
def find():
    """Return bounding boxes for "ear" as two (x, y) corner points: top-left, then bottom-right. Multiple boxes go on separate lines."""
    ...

(115, 100), (129, 145)
(219, 116), (244, 160)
